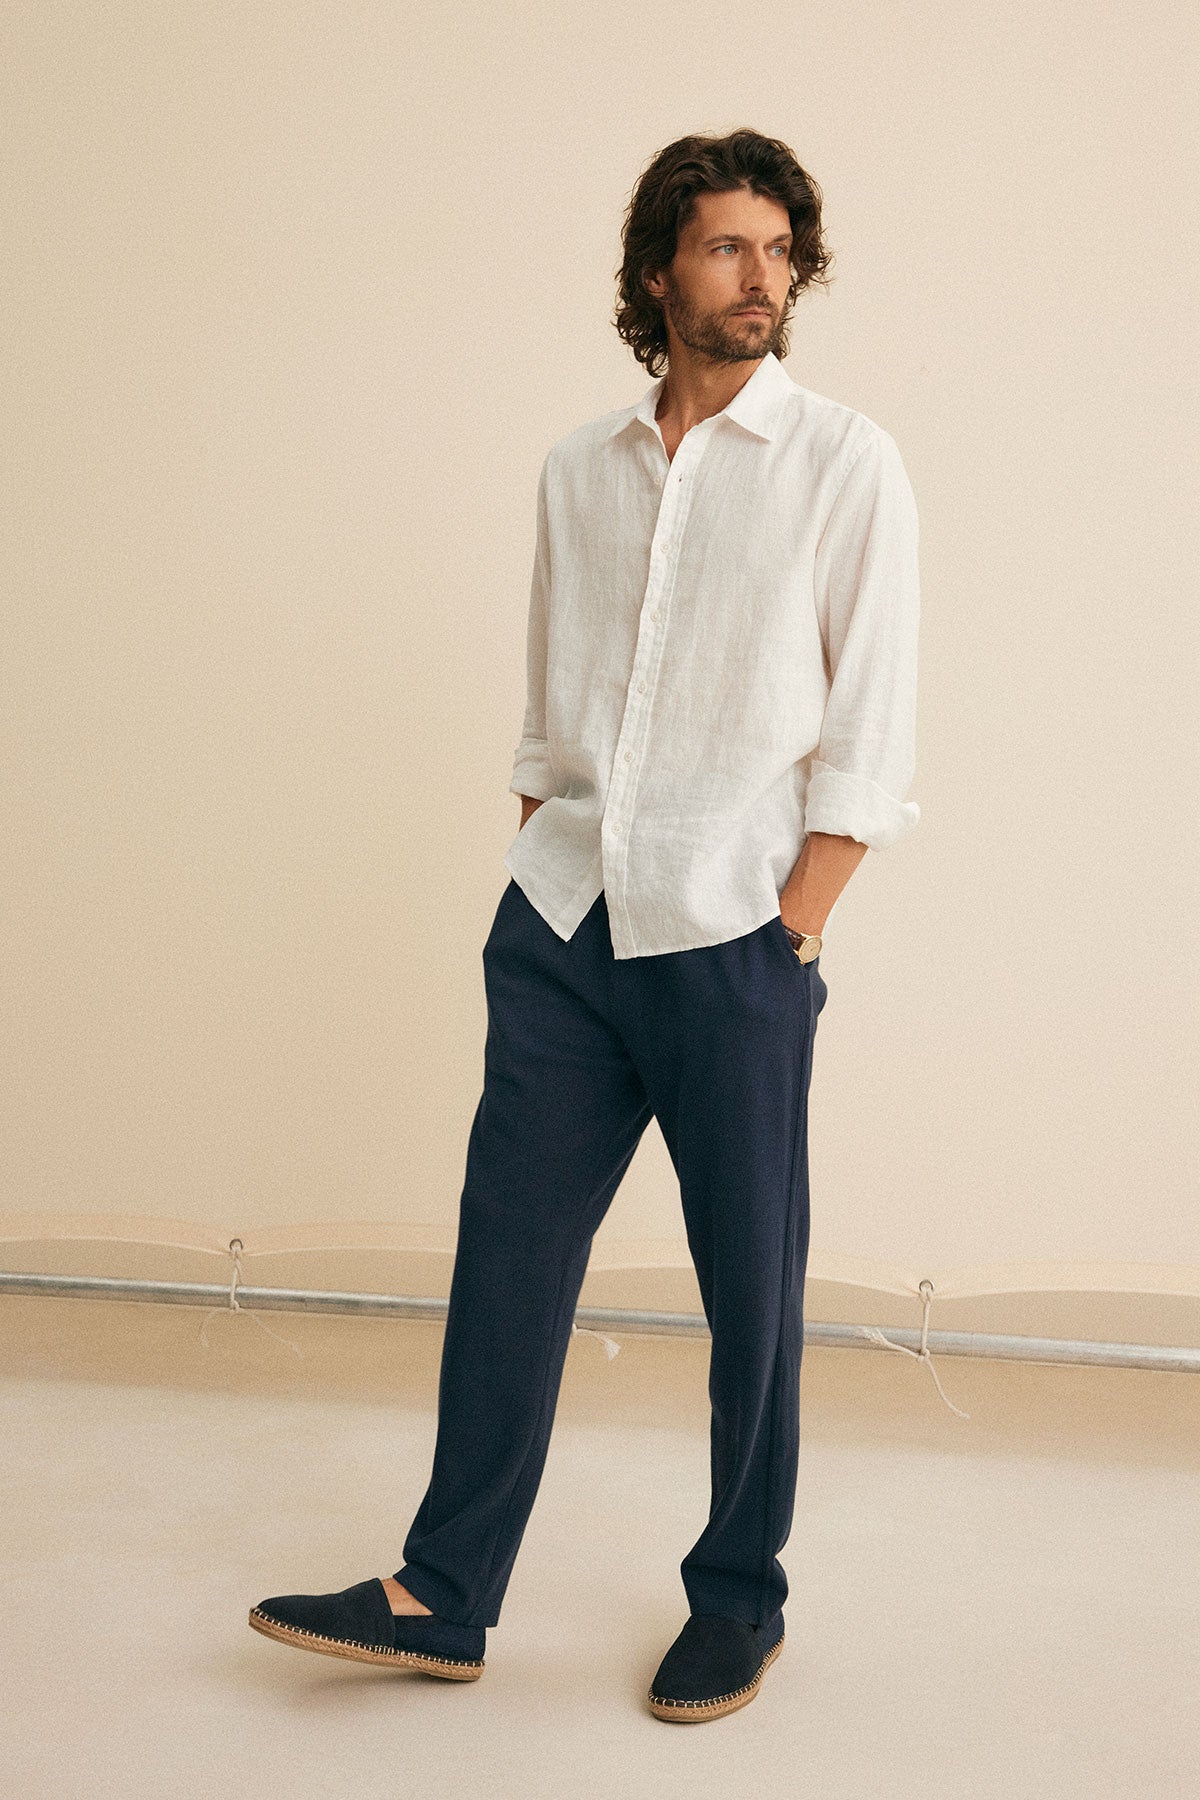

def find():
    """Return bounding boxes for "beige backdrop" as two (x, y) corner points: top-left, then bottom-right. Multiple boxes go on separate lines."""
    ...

(2, 2), (1197, 1346)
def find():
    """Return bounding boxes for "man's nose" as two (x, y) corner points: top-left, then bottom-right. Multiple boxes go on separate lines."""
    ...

(745, 254), (778, 289)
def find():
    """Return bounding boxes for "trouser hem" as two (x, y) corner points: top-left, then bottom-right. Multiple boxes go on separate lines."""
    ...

(391, 1563), (497, 1630)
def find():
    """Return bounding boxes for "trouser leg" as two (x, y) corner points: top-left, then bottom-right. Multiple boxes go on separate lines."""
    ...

(394, 879), (653, 1628)
(614, 911), (828, 1628)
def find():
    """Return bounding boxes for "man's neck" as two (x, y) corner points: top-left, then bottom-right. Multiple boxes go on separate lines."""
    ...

(654, 352), (764, 441)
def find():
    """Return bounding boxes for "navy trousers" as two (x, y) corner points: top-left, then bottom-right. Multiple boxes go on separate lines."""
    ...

(394, 876), (827, 1630)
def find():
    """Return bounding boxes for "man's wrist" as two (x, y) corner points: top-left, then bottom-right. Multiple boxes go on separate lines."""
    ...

(781, 910), (826, 939)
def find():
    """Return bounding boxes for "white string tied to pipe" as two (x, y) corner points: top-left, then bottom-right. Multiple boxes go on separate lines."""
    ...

(854, 1280), (970, 1419)
(198, 1238), (305, 1359)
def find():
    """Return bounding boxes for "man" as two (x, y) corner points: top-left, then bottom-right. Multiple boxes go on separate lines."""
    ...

(250, 127), (921, 1723)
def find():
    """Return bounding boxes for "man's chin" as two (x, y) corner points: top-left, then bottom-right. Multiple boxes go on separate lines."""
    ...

(718, 328), (778, 359)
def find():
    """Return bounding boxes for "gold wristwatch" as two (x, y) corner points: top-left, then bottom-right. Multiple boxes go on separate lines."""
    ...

(782, 922), (823, 963)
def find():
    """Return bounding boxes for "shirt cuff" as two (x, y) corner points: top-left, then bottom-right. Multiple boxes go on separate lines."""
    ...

(803, 759), (920, 850)
(509, 740), (559, 801)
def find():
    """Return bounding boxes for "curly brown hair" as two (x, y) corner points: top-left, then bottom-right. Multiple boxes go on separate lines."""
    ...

(613, 128), (834, 377)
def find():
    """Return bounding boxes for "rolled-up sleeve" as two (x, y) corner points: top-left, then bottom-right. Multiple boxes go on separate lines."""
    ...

(802, 427), (921, 849)
(508, 455), (560, 801)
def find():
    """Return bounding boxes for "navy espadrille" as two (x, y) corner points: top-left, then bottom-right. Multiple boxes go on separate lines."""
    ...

(248, 1576), (485, 1679)
(648, 1611), (785, 1721)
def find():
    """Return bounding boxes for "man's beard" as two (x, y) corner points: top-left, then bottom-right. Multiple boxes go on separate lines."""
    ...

(661, 279), (788, 364)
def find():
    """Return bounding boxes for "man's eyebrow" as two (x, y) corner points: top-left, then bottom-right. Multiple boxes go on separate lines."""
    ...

(700, 232), (793, 246)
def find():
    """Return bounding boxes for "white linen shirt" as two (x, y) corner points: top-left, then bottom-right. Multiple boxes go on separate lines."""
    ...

(503, 349), (921, 960)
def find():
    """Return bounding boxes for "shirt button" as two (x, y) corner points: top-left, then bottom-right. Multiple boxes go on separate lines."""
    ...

(637, 681), (647, 693)
(624, 750), (632, 761)
(651, 609), (661, 621)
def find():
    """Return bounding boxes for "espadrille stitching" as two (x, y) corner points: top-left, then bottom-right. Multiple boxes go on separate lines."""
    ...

(648, 1634), (783, 1713)
(249, 1608), (484, 1668)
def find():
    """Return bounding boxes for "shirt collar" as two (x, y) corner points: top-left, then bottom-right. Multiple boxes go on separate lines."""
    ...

(604, 349), (795, 444)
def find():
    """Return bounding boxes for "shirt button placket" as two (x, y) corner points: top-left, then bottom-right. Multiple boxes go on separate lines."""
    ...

(606, 428), (706, 952)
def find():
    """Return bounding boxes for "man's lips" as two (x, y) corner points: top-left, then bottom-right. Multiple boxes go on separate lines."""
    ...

(734, 308), (770, 317)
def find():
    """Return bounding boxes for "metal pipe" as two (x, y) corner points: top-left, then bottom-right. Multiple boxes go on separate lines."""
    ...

(1, 1269), (1195, 1373)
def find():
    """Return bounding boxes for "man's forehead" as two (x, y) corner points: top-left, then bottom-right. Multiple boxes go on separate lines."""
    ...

(683, 190), (792, 236)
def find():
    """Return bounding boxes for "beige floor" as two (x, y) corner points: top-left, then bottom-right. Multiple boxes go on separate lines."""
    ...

(1, 1294), (1197, 1800)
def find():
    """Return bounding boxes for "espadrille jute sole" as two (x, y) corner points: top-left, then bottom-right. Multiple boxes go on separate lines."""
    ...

(247, 1607), (485, 1680)
(647, 1631), (784, 1721)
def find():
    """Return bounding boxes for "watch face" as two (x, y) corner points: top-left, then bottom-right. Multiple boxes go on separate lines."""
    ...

(797, 936), (822, 963)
